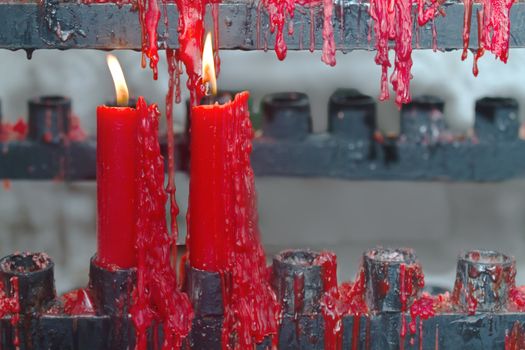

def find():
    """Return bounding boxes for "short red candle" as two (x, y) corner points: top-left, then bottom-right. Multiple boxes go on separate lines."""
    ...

(96, 105), (139, 269)
(188, 92), (250, 271)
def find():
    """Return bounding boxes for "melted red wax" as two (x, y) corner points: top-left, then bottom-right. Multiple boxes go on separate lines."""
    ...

(3, 179), (11, 191)
(0, 119), (28, 143)
(470, 0), (515, 76)
(204, 92), (280, 350)
(399, 262), (426, 349)
(293, 273), (305, 337)
(173, 0), (210, 106)
(68, 115), (88, 142)
(462, 0), (473, 60)
(509, 285), (525, 311)
(320, 268), (367, 350)
(0, 277), (20, 348)
(61, 289), (96, 315)
(165, 49), (181, 269)
(130, 97), (193, 350)
(137, 0), (161, 79)
(505, 321), (525, 350)
(370, 0), (444, 106)
(261, 0), (336, 65)
(409, 293), (435, 350)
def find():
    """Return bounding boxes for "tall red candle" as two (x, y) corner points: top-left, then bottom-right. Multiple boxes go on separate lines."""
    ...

(96, 55), (139, 269)
(188, 99), (235, 271)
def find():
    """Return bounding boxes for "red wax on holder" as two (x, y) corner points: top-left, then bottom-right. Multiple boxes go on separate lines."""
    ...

(96, 104), (139, 269)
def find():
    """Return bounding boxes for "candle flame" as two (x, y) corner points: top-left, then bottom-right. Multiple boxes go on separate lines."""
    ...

(106, 54), (129, 106)
(202, 32), (217, 96)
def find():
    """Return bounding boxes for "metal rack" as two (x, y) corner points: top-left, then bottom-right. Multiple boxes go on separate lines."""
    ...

(2, 1), (525, 51)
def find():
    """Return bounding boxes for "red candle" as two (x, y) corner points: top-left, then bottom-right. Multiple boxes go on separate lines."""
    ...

(96, 55), (139, 269)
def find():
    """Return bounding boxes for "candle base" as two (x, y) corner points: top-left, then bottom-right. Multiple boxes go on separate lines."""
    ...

(184, 264), (271, 350)
(88, 256), (136, 316)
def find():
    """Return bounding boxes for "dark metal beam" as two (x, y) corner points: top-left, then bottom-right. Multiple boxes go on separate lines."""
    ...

(1, 1), (525, 51)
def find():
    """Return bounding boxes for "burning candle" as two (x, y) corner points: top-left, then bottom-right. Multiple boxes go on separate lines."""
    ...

(189, 33), (242, 271)
(96, 55), (139, 269)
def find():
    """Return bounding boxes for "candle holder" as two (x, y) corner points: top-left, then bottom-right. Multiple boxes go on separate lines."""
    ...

(183, 264), (271, 350)
(328, 89), (376, 141)
(452, 250), (516, 313)
(363, 247), (423, 313)
(0, 248), (525, 349)
(183, 265), (223, 350)
(272, 249), (333, 349)
(28, 96), (71, 144)
(261, 92), (312, 140)
(475, 97), (520, 142)
(400, 95), (446, 144)
(0, 252), (56, 314)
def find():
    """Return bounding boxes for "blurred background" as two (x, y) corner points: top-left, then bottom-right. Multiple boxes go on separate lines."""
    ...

(1, 48), (525, 293)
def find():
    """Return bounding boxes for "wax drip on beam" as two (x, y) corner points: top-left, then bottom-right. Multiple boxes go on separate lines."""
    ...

(369, 0), (444, 107)
(130, 97), (193, 350)
(470, 0), (514, 77)
(260, 0), (337, 65)
(138, 0), (161, 80)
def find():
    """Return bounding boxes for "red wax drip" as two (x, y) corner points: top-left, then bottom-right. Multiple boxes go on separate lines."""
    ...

(398, 262), (426, 350)
(409, 293), (435, 350)
(462, 0), (473, 60)
(321, 0), (336, 66)
(0, 119), (28, 143)
(314, 251), (338, 292)
(370, 0), (443, 106)
(137, 0), (161, 79)
(320, 268), (367, 350)
(506, 321), (525, 350)
(67, 115), (88, 142)
(399, 264), (407, 350)
(263, 0), (296, 60)
(461, 0), (515, 76)
(262, 0), (337, 65)
(130, 97), (193, 350)
(165, 48), (181, 269)
(206, 92), (280, 350)
(293, 273), (305, 337)
(509, 286), (525, 311)
(62, 289), (96, 315)
(0, 277), (20, 348)
(173, 0), (210, 106)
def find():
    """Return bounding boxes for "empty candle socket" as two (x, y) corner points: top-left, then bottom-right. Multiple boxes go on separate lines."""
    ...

(400, 95), (446, 144)
(475, 97), (520, 141)
(28, 96), (71, 144)
(452, 250), (516, 313)
(328, 89), (376, 140)
(261, 92), (312, 140)
(272, 249), (334, 349)
(363, 247), (424, 313)
(272, 249), (328, 316)
(0, 252), (55, 313)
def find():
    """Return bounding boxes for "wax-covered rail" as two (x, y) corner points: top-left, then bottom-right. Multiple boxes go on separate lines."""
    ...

(2, 248), (525, 349)
(1, 90), (523, 181)
(1, 1), (525, 51)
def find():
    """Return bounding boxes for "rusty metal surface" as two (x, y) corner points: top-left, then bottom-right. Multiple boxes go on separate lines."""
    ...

(1, 1), (525, 51)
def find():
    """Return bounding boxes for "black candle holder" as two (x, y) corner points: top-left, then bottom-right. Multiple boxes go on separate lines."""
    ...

(1, 248), (525, 349)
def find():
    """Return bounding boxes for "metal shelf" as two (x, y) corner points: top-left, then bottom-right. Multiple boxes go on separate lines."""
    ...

(1, 1), (525, 51)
